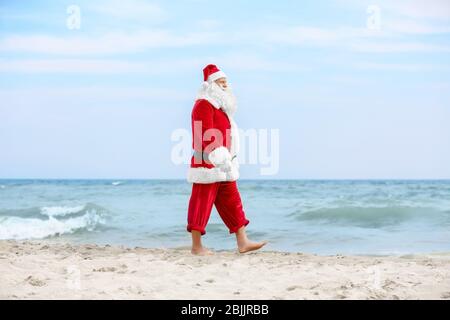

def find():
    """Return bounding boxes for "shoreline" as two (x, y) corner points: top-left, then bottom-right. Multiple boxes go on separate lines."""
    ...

(1, 240), (449, 300)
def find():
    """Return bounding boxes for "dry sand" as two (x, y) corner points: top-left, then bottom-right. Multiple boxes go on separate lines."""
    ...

(1, 240), (449, 300)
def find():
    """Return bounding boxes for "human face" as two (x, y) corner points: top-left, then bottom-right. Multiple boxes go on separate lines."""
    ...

(214, 77), (228, 90)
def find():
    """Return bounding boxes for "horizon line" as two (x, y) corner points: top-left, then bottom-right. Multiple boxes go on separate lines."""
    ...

(1, 178), (450, 181)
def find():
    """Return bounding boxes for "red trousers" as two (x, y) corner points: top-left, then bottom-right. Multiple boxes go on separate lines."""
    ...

(187, 181), (250, 235)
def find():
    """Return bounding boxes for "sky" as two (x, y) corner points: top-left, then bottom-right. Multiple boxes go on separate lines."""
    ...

(1, 0), (450, 179)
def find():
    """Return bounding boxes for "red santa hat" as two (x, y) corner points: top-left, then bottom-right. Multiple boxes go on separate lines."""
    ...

(203, 64), (227, 83)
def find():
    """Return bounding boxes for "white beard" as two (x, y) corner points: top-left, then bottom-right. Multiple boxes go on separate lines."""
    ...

(196, 81), (237, 116)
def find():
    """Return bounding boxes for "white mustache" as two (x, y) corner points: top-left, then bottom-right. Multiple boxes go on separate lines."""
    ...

(197, 81), (238, 116)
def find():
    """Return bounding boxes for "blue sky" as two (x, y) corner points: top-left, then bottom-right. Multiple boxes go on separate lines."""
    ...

(1, 0), (450, 179)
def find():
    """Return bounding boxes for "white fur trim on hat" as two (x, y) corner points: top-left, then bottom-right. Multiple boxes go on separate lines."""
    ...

(207, 70), (227, 83)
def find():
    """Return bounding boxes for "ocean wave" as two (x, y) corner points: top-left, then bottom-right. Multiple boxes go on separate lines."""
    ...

(0, 203), (106, 219)
(40, 205), (87, 217)
(289, 205), (449, 228)
(112, 181), (123, 186)
(0, 203), (107, 240)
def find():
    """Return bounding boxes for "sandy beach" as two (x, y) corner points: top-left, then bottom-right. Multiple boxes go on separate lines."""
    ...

(0, 240), (449, 300)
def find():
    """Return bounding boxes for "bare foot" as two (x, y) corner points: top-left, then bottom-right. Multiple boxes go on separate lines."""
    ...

(238, 241), (268, 254)
(191, 247), (214, 255)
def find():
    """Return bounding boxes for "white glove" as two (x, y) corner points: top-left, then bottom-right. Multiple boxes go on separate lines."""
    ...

(219, 159), (233, 173)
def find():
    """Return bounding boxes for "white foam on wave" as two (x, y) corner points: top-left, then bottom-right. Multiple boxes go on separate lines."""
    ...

(112, 181), (122, 186)
(40, 205), (86, 217)
(0, 209), (105, 240)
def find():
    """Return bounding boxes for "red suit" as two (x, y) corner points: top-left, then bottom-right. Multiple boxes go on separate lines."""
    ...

(186, 65), (249, 235)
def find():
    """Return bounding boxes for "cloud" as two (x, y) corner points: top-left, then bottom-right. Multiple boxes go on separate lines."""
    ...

(206, 52), (308, 72)
(0, 52), (303, 75)
(383, 19), (450, 34)
(338, 0), (450, 20)
(352, 62), (446, 71)
(0, 30), (220, 55)
(88, 0), (166, 21)
(350, 41), (450, 53)
(262, 26), (382, 46)
(2, 25), (448, 56)
(0, 58), (145, 73)
(0, 57), (209, 75)
(383, 0), (450, 19)
(259, 25), (450, 53)
(0, 86), (191, 107)
(335, 0), (450, 38)
(195, 19), (222, 29)
(1, 2), (449, 57)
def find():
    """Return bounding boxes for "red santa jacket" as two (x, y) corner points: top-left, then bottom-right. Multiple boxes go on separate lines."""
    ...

(187, 96), (240, 184)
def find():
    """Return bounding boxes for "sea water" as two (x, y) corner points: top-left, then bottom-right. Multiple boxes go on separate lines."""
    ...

(0, 179), (449, 255)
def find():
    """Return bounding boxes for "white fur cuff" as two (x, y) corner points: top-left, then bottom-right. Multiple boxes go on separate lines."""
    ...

(207, 146), (232, 167)
(187, 165), (239, 184)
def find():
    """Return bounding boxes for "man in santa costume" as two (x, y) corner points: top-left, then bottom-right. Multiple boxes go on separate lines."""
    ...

(186, 64), (267, 255)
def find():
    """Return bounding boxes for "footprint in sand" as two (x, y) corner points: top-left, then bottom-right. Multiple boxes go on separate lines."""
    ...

(92, 267), (117, 272)
(92, 264), (129, 273)
(25, 276), (46, 287)
(125, 286), (143, 295)
(286, 285), (301, 291)
(382, 279), (400, 291)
